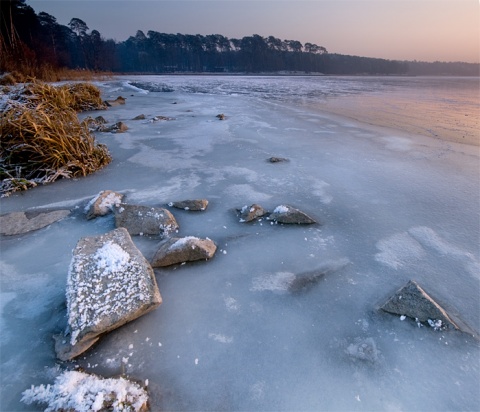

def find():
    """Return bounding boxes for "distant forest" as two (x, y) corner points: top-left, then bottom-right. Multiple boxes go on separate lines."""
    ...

(1, 0), (478, 77)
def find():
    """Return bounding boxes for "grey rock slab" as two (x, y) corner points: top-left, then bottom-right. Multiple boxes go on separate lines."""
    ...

(114, 204), (179, 236)
(267, 205), (316, 224)
(168, 199), (209, 211)
(54, 227), (162, 361)
(380, 280), (460, 331)
(85, 190), (124, 220)
(0, 209), (70, 235)
(151, 236), (217, 267)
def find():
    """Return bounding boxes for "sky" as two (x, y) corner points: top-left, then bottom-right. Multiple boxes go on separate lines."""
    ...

(28, 0), (479, 63)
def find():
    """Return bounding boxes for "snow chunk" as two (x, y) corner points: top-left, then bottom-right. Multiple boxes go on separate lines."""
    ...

(273, 205), (290, 214)
(21, 370), (148, 412)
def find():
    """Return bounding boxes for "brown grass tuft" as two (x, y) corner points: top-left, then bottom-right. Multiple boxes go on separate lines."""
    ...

(1, 80), (111, 196)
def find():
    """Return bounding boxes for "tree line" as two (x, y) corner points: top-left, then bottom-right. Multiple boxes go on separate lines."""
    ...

(1, 0), (478, 78)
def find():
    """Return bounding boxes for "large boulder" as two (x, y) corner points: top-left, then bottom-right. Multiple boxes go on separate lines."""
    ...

(151, 236), (217, 267)
(267, 205), (316, 224)
(380, 280), (460, 331)
(114, 204), (179, 236)
(238, 204), (267, 222)
(168, 199), (209, 211)
(54, 228), (162, 361)
(85, 190), (124, 220)
(0, 209), (70, 235)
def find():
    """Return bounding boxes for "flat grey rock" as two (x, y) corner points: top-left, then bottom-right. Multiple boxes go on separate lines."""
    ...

(55, 227), (162, 360)
(267, 205), (316, 224)
(380, 280), (460, 331)
(114, 204), (179, 236)
(0, 209), (70, 235)
(168, 199), (209, 211)
(151, 236), (217, 267)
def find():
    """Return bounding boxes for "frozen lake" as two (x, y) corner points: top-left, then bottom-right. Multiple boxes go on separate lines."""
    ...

(1, 75), (479, 411)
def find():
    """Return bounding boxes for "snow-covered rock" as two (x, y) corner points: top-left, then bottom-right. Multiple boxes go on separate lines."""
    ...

(151, 236), (217, 267)
(267, 205), (316, 224)
(114, 204), (179, 236)
(238, 204), (266, 222)
(21, 370), (148, 412)
(85, 190), (124, 220)
(54, 228), (162, 361)
(168, 199), (209, 211)
(0, 209), (70, 235)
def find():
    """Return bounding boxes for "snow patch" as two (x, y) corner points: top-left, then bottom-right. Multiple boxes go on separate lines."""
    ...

(375, 232), (426, 269)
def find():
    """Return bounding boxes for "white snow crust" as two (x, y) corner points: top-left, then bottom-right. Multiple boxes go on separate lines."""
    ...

(21, 370), (148, 412)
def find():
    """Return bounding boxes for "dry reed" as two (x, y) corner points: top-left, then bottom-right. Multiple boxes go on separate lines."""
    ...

(1, 80), (112, 196)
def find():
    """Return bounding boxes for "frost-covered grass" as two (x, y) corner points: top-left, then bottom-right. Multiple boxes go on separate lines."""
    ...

(21, 370), (148, 412)
(0, 80), (111, 197)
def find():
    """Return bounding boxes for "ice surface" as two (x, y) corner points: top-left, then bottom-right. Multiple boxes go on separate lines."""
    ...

(1, 75), (479, 411)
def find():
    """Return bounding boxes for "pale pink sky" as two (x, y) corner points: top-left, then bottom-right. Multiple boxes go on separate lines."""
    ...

(29, 0), (479, 63)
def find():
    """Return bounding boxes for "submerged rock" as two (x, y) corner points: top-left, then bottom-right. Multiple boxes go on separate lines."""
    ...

(288, 259), (350, 293)
(0, 209), (70, 235)
(151, 236), (217, 267)
(345, 337), (380, 363)
(152, 115), (175, 121)
(104, 96), (126, 106)
(267, 205), (316, 224)
(238, 204), (267, 222)
(216, 113), (226, 120)
(168, 199), (209, 211)
(54, 228), (162, 361)
(268, 156), (289, 163)
(114, 203), (179, 236)
(380, 280), (461, 331)
(85, 190), (124, 220)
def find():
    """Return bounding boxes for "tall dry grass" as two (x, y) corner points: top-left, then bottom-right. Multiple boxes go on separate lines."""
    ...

(1, 80), (112, 196)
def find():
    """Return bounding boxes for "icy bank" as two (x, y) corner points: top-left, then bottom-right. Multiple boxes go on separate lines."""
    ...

(0, 75), (478, 412)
